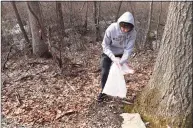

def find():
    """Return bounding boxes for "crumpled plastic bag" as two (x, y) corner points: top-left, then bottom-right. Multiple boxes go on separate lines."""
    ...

(120, 63), (135, 75)
(102, 60), (134, 98)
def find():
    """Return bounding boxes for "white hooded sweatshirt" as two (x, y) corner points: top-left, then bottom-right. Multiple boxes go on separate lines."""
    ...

(102, 12), (136, 64)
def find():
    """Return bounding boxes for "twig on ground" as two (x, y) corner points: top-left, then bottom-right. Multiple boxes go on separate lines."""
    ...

(66, 81), (76, 92)
(55, 110), (76, 120)
(15, 91), (22, 107)
(121, 100), (133, 105)
(14, 75), (34, 82)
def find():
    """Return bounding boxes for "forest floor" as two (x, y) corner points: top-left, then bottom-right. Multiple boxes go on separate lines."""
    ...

(1, 41), (157, 128)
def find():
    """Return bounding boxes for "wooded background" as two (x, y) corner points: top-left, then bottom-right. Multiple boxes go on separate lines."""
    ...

(1, 2), (169, 59)
(1, 2), (192, 128)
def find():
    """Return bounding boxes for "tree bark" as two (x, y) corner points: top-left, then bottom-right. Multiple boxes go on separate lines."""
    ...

(97, 2), (101, 41)
(134, 2), (192, 128)
(69, 2), (73, 25)
(11, 1), (30, 44)
(93, 1), (100, 42)
(143, 1), (153, 50)
(27, 2), (49, 57)
(56, 2), (65, 65)
(56, 2), (66, 37)
(115, 1), (122, 22)
(128, 2), (135, 20)
(83, 2), (88, 31)
(128, 2), (140, 52)
(156, 1), (162, 50)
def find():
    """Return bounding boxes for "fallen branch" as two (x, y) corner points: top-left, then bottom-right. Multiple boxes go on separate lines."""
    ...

(121, 100), (133, 105)
(66, 81), (76, 92)
(55, 110), (76, 120)
(14, 74), (34, 82)
(93, 68), (101, 73)
(15, 91), (22, 107)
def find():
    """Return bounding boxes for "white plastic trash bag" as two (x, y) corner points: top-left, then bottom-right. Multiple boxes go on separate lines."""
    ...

(102, 60), (134, 98)
(102, 63), (125, 98)
(120, 63), (135, 75)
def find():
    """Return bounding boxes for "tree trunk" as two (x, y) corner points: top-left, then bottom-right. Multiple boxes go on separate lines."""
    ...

(97, 2), (101, 41)
(27, 2), (49, 57)
(56, 2), (65, 65)
(93, 1), (100, 42)
(11, 1), (30, 44)
(69, 2), (73, 25)
(83, 2), (88, 31)
(134, 2), (192, 128)
(128, 2), (135, 20)
(115, 1), (122, 22)
(128, 2), (140, 52)
(56, 2), (66, 37)
(156, 1), (162, 50)
(143, 1), (153, 50)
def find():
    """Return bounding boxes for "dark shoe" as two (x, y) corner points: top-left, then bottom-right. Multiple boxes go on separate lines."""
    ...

(97, 93), (107, 102)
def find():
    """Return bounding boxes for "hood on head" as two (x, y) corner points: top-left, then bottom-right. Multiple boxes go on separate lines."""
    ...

(117, 12), (135, 28)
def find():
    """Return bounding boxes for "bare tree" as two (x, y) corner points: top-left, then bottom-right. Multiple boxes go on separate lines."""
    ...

(69, 2), (73, 25)
(97, 2), (101, 41)
(128, 2), (135, 20)
(83, 2), (88, 31)
(27, 2), (49, 57)
(56, 2), (66, 37)
(93, 1), (100, 42)
(134, 2), (192, 127)
(143, 1), (153, 50)
(11, 1), (30, 45)
(115, 1), (122, 22)
(55, 2), (66, 68)
(127, 2), (140, 52)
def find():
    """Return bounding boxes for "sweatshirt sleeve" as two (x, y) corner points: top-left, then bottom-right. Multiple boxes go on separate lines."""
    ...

(101, 27), (116, 61)
(120, 31), (136, 64)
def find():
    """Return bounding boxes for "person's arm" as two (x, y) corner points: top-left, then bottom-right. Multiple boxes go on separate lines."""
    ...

(101, 27), (116, 61)
(120, 31), (136, 65)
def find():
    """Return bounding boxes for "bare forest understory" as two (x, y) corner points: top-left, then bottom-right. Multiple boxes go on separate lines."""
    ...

(1, 40), (157, 128)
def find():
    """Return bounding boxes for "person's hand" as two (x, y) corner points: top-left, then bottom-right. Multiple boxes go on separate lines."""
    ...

(112, 57), (120, 63)
(112, 57), (121, 69)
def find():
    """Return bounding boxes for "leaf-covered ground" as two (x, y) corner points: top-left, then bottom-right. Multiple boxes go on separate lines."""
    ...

(1, 41), (156, 128)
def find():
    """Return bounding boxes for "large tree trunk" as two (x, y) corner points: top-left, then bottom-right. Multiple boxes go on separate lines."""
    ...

(11, 1), (30, 44)
(27, 2), (49, 57)
(134, 2), (192, 128)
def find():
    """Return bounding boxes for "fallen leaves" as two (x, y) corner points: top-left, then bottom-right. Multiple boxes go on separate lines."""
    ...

(1, 42), (156, 127)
